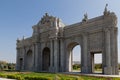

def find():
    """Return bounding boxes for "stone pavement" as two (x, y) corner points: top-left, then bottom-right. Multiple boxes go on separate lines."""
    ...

(0, 78), (15, 80)
(61, 72), (120, 78)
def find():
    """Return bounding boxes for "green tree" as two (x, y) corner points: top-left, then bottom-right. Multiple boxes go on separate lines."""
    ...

(0, 61), (16, 70)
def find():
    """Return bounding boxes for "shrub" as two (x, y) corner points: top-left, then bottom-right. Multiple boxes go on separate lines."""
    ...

(6, 74), (24, 80)
(15, 75), (24, 80)
(7, 75), (16, 79)
(24, 76), (51, 80)
(0, 74), (7, 78)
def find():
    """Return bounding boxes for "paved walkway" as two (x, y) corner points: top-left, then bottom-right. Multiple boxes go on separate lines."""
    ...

(61, 72), (120, 78)
(0, 78), (15, 80)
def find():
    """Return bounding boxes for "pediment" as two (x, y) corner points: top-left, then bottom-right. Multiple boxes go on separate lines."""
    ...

(37, 13), (56, 26)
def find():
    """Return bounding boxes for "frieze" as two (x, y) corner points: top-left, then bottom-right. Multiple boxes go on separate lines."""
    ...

(89, 32), (103, 49)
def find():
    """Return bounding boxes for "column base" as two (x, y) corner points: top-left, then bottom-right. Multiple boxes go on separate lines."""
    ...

(49, 66), (55, 72)
(104, 66), (112, 75)
(33, 66), (38, 72)
(113, 66), (119, 75)
(49, 66), (59, 73)
(81, 66), (88, 73)
(59, 66), (64, 72)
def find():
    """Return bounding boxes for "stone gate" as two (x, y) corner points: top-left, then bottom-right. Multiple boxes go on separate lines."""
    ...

(16, 8), (119, 75)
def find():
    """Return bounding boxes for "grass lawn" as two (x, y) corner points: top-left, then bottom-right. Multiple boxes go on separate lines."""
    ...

(0, 71), (120, 80)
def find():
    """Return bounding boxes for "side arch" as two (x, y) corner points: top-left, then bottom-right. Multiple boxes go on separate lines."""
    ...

(65, 42), (81, 72)
(19, 58), (23, 70)
(25, 50), (33, 70)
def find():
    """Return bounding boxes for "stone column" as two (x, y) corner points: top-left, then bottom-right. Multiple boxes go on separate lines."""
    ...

(34, 43), (39, 71)
(39, 44), (42, 71)
(104, 28), (112, 75)
(110, 27), (115, 74)
(60, 39), (64, 72)
(22, 47), (26, 70)
(54, 39), (59, 72)
(67, 48), (72, 72)
(114, 28), (119, 75)
(81, 33), (88, 73)
(16, 48), (19, 70)
(65, 45), (69, 72)
(49, 40), (54, 72)
(31, 45), (35, 71)
(110, 27), (119, 75)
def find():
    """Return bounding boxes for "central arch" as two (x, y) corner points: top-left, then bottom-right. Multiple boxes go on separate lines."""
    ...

(66, 42), (81, 72)
(42, 47), (50, 71)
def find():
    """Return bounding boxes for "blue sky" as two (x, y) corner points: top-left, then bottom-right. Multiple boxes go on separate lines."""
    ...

(0, 0), (119, 63)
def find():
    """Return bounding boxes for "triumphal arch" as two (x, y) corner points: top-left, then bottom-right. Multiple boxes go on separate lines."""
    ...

(16, 8), (118, 75)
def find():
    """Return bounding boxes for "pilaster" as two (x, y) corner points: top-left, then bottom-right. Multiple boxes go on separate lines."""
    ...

(22, 47), (26, 70)
(104, 27), (112, 75)
(81, 33), (88, 73)
(60, 39), (64, 72)
(49, 40), (54, 72)
(110, 27), (119, 75)
(39, 44), (42, 71)
(33, 43), (40, 71)
(54, 38), (59, 72)
(16, 48), (20, 70)
(114, 28), (119, 74)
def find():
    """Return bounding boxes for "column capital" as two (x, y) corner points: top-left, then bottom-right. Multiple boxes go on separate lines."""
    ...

(103, 26), (116, 31)
(81, 32), (89, 37)
(103, 27), (110, 32)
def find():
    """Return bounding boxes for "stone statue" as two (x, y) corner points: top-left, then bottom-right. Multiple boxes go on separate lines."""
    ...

(82, 13), (88, 22)
(45, 13), (49, 16)
(104, 4), (110, 15)
(17, 38), (20, 43)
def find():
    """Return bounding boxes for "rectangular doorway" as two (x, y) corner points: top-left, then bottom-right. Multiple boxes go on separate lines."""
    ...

(91, 52), (102, 74)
